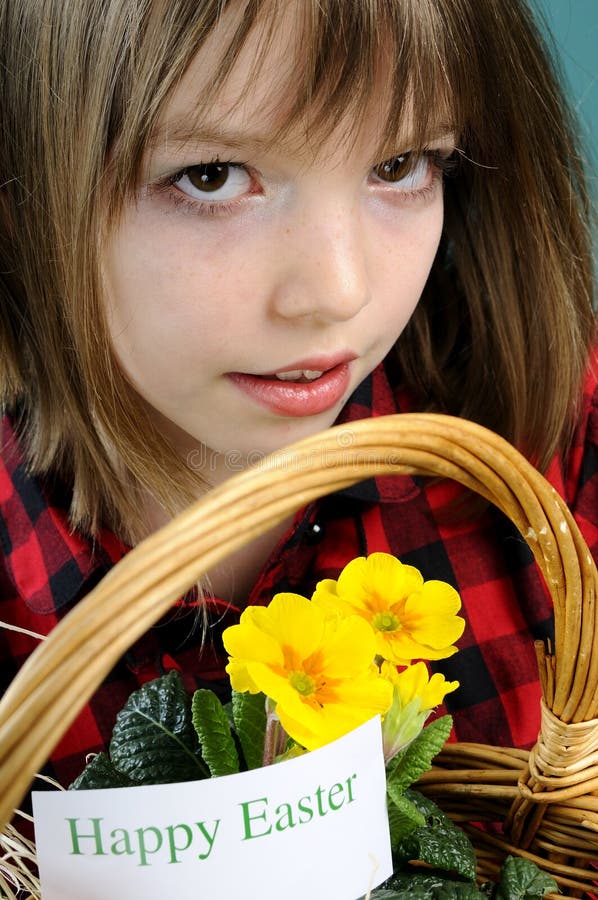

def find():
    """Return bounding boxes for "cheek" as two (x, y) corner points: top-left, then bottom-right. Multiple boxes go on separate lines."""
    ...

(102, 214), (258, 380)
(374, 196), (444, 322)
(399, 191), (444, 268)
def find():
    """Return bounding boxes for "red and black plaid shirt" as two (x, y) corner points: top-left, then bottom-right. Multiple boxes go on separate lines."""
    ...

(1, 358), (597, 789)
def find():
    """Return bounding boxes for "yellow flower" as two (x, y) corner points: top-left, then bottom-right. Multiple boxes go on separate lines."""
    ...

(312, 552), (465, 664)
(380, 661), (459, 762)
(381, 661), (459, 711)
(223, 592), (392, 751)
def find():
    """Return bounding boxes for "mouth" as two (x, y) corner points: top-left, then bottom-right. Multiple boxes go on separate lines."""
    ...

(227, 354), (356, 417)
(268, 368), (325, 383)
(259, 353), (357, 381)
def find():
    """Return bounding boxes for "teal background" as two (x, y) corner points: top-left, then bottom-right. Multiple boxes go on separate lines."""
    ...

(533, 0), (596, 172)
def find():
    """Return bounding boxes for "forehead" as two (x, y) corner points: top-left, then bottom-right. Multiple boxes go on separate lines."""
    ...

(153, 2), (302, 148)
(148, 0), (454, 162)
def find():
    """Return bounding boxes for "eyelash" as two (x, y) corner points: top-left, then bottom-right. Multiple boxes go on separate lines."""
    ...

(374, 150), (458, 201)
(150, 150), (458, 219)
(146, 158), (252, 219)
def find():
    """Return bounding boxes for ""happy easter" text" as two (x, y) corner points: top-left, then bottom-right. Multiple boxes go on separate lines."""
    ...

(65, 773), (357, 867)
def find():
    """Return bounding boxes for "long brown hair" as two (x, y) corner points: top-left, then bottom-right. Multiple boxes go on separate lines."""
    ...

(0, 0), (594, 544)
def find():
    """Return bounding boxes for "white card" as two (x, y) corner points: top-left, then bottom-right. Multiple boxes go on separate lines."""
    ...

(33, 716), (392, 899)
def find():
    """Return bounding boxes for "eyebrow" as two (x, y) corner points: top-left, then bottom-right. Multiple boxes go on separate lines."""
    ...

(147, 121), (274, 153)
(147, 118), (458, 156)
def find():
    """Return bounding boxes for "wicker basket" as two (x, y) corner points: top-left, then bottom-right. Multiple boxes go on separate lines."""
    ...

(0, 413), (597, 897)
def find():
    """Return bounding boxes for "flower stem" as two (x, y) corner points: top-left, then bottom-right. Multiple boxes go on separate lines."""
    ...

(262, 701), (287, 767)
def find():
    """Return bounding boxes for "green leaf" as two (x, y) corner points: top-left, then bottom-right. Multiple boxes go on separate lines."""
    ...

(495, 856), (558, 899)
(387, 716), (453, 793)
(394, 791), (477, 883)
(387, 791), (426, 849)
(69, 752), (134, 790)
(231, 690), (267, 770)
(405, 788), (452, 824)
(404, 789), (452, 821)
(370, 873), (484, 898)
(222, 700), (235, 727)
(109, 671), (208, 784)
(191, 689), (240, 776)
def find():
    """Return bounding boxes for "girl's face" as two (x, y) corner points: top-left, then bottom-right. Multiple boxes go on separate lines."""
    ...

(104, 8), (450, 482)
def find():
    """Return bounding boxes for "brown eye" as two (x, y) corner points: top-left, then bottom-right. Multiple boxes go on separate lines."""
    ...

(186, 162), (230, 192)
(372, 153), (432, 191)
(373, 154), (413, 183)
(172, 162), (252, 203)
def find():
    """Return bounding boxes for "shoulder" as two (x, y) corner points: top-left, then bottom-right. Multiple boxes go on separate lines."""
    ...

(0, 411), (127, 613)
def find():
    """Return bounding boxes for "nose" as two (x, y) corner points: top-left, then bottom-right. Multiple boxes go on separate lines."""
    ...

(269, 200), (371, 323)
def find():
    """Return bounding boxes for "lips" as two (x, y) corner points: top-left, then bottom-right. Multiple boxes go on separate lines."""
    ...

(273, 369), (323, 382)
(228, 355), (355, 417)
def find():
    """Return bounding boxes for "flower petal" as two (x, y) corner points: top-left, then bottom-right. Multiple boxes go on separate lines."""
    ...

(278, 696), (386, 751)
(312, 580), (362, 620)
(243, 662), (296, 706)
(312, 700), (388, 747)
(276, 705), (322, 751)
(375, 629), (460, 663)
(419, 672), (460, 709)
(337, 554), (424, 613)
(400, 582), (464, 647)
(311, 579), (338, 600)
(274, 667), (392, 750)
(379, 661), (459, 712)
(326, 674), (393, 714)
(248, 593), (326, 661)
(391, 662), (430, 707)
(222, 620), (284, 667)
(225, 658), (260, 694)
(314, 615), (377, 678)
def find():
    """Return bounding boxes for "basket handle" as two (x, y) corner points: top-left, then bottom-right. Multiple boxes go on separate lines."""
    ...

(0, 413), (596, 828)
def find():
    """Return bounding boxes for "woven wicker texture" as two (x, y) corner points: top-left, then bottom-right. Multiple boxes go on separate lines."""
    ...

(0, 413), (596, 894)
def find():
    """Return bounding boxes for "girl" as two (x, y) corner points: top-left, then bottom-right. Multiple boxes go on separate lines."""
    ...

(0, 0), (595, 791)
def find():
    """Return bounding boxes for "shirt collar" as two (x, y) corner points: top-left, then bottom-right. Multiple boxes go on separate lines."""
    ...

(333, 359), (420, 503)
(0, 361), (418, 613)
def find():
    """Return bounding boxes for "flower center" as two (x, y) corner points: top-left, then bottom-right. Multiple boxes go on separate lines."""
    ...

(289, 671), (316, 697)
(372, 611), (400, 633)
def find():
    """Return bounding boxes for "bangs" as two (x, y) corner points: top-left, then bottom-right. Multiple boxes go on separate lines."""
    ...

(203, 0), (463, 156)
(110, 0), (473, 200)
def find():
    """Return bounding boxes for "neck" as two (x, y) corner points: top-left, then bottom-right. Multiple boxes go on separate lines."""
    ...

(139, 481), (292, 608)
